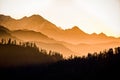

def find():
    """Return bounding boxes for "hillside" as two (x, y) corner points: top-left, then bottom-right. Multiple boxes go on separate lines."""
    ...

(0, 39), (63, 67)
(1, 47), (120, 80)
(0, 25), (16, 40)
(0, 26), (74, 57)
(0, 14), (120, 44)
(0, 14), (120, 57)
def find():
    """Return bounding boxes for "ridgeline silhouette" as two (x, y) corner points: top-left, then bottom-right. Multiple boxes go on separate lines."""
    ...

(0, 14), (120, 79)
(1, 15), (120, 57)
(0, 39), (120, 79)
(0, 38), (63, 67)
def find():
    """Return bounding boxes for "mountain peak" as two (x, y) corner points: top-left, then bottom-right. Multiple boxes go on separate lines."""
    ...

(91, 33), (97, 35)
(29, 14), (44, 19)
(64, 26), (87, 36)
(71, 26), (80, 30)
(0, 14), (13, 21)
(19, 14), (44, 21)
(98, 32), (106, 37)
(71, 26), (86, 34)
(20, 16), (27, 19)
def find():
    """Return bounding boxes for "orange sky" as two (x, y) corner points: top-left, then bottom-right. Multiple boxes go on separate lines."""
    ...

(0, 0), (120, 37)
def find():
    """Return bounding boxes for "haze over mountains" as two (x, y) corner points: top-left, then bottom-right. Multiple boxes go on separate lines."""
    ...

(0, 14), (120, 57)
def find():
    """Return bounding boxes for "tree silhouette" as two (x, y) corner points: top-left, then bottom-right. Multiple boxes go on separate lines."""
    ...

(11, 40), (16, 45)
(115, 47), (120, 54)
(0, 38), (63, 67)
(0, 38), (120, 80)
(7, 38), (11, 44)
(1, 38), (4, 44)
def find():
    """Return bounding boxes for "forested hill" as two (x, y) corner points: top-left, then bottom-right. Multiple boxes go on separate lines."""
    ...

(0, 38), (63, 67)
(0, 38), (120, 80)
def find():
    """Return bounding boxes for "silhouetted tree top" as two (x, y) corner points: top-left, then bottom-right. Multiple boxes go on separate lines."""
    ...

(0, 38), (64, 67)
(0, 38), (120, 80)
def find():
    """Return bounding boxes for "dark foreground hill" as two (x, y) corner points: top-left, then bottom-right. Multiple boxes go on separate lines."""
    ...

(0, 39), (120, 80)
(0, 39), (63, 67)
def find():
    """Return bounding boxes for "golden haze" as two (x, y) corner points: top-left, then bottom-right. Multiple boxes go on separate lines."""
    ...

(0, 14), (120, 57)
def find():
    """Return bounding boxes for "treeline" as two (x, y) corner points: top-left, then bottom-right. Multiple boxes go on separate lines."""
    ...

(1, 38), (37, 48)
(41, 47), (120, 80)
(0, 38), (120, 79)
(0, 38), (63, 67)
(1, 46), (119, 80)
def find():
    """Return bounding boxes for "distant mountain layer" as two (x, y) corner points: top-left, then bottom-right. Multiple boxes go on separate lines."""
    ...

(0, 14), (120, 44)
(0, 14), (120, 57)
(0, 24), (120, 57)
(0, 26), (75, 57)
(0, 14), (61, 40)
(0, 25), (16, 39)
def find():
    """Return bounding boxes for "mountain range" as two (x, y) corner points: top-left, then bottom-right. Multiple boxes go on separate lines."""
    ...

(0, 14), (120, 57)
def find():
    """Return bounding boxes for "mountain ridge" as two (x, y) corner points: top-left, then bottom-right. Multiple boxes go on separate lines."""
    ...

(0, 14), (118, 40)
(0, 14), (120, 44)
(0, 25), (75, 57)
(0, 25), (17, 39)
(0, 14), (120, 57)
(0, 14), (119, 37)
(0, 25), (120, 57)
